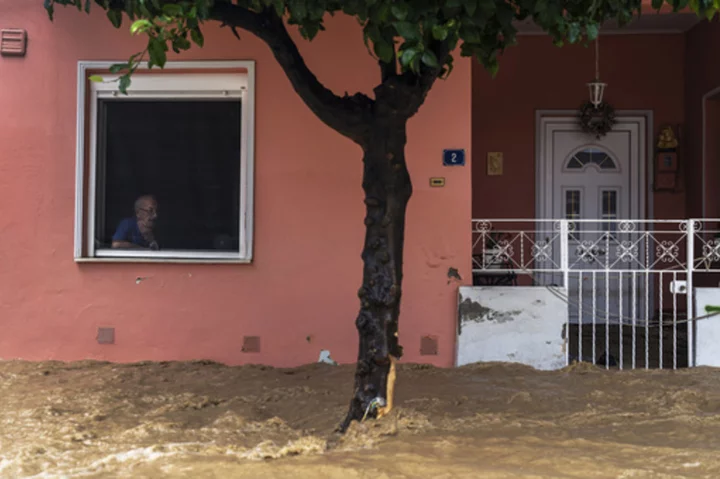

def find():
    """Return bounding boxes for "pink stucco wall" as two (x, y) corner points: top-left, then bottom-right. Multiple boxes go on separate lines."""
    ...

(0, 2), (472, 367)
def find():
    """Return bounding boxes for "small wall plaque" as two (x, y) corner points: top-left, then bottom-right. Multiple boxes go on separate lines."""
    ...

(0, 29), (27, 57)
(429, 177), (445, 187)
(487, 152), (503, 175)
(443, 149), (465, 166)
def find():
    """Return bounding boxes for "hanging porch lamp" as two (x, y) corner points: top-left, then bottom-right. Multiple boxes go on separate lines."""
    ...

(579, 30), (616, 138)
(587, 35), (606, 108)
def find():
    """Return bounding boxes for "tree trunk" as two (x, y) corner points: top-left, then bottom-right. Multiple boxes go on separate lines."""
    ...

(339, 117), (411, 432)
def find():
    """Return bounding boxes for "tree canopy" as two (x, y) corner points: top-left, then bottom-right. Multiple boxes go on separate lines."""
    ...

(45, 0), (712, 97)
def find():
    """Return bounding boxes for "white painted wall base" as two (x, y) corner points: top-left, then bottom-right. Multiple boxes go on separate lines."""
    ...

(456, 286), (568, 370)
(694, 288), (720, 367)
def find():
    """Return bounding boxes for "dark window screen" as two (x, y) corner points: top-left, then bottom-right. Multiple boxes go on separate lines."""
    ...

(95, 99), (242, 251)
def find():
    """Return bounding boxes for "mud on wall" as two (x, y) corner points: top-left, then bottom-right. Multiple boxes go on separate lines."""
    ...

(456, 286), (567, 370)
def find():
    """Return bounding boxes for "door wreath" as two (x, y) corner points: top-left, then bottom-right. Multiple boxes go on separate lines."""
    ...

(579, 101), (617, 139)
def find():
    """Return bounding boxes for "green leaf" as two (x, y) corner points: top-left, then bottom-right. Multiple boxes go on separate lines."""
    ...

(534, 0), (548, 13)
(139, 3), (152, 17)
(374, 40), (394, 63)
(148, 38), (167, 68)
(130, 19), (152, 35)
(421, 50), (439, 68)
(197, 0), (210, 18)
(585, 23), (599, 41)
(446, 30), (460, 51)
(107, 9), (122, 28)
(162, 4), (183, 17)
(374, 3), (390, 22)
(400, 47), (418, 67)
(190, 28), (205, 47)
(45, 2), (54, 21)
(124, 1), (135, 19)
(393, 21), (421, 40)
(651, 0), (664, 8)
(432, 25), (449, 41)
(289, 1), (308, 20)
(172, 36), (192, 52)
(118, 75), (131, 94)
(109, 63), (129, 73)
(411, 52), (421, 73)
(488, 60), (499, 78)
(88, 75), (104, 83)
(706, 305), (720, 313)
(391, 4), (408, 20)
(567, 22), (581, 43)
(272, 0), (284, 16)
(462, 0), (477, 17)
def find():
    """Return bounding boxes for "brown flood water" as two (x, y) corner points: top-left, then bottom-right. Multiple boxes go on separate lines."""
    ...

(2, 360), (720, 478)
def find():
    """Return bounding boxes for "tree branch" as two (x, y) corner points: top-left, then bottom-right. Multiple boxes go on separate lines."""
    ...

(210, 3), (373, 145)
(374, 39), (449, 120)
(402, 39), (450, 116)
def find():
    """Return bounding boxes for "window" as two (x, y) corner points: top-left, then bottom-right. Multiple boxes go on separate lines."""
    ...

(75, 62), (255, 262)
(565, 147), (617, 171)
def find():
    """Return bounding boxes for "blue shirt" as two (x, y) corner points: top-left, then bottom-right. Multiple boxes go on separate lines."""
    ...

(112, 217), (152, 248)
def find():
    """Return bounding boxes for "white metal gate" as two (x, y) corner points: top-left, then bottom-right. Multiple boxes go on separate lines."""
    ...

(471, 219), (720, 369)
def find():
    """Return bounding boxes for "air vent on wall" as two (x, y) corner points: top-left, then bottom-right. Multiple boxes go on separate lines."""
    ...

(0, 29), (27, 57)
(97, 327), (115, 345)
(420, 335), (439, 356)
(242, 336), (260, 353)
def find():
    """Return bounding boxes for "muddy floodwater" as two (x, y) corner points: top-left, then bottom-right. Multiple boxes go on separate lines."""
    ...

(2, 360), (720, 478)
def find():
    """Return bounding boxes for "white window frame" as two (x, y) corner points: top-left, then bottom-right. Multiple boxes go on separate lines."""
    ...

(74, 61), (255, 263)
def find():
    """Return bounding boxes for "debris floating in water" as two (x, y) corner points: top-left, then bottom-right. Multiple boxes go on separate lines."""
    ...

(318, 350), (337, 365)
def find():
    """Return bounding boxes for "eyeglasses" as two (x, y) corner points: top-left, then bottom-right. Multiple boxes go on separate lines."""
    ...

(138, 207), (157, 215)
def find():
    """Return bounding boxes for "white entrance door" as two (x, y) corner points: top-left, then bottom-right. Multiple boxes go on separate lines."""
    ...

(537, 116), (647, 324)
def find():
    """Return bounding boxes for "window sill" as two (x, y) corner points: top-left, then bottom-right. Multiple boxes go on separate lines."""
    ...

(75, 251), (252, 264)
(75, 257), (252, 264)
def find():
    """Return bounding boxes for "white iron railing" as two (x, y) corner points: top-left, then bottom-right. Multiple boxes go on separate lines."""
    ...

(471, 219), (720, 370)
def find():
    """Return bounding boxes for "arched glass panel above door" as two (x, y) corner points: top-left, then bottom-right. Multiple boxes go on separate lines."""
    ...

(565, 147), (618, 171)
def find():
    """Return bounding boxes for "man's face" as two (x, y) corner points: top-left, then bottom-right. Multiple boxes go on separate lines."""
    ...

(136, 198), (158, 229)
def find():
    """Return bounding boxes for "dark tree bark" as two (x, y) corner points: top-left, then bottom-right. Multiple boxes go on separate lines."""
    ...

(339, 115), (411, 431)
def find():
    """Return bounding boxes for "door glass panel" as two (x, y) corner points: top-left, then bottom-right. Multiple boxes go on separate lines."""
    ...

(601, 189), (618, 236)
(566, 148), (618, 170)
(565, 189), (581, 238)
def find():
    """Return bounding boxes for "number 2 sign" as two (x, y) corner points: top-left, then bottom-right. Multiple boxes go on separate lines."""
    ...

(443, 149), (465, 167)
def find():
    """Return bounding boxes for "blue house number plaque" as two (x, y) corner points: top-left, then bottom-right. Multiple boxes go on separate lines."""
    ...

(443, 149), (465, 166)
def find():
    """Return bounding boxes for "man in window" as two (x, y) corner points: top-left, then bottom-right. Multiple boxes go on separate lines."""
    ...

(111, 195), (159, 250)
